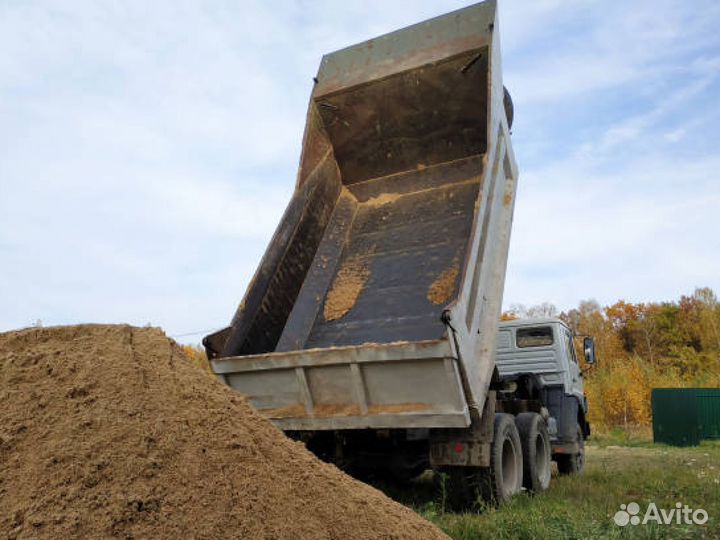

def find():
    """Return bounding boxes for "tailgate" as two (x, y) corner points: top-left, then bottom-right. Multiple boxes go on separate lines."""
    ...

(211, 339), (470, 430)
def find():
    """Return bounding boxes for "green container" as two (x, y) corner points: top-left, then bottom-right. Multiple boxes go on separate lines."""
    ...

(697, 389), (720, 440)
(652, 388), (720, 446)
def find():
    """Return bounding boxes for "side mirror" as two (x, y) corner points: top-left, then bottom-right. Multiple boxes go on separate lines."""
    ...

(583, 336), (597, 365)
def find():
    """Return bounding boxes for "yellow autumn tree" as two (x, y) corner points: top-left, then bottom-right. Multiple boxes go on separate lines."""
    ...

(565, 289), (720, 431)
(181, 344), (212, 374)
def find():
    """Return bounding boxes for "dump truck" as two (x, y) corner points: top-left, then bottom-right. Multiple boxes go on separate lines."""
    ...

(204, 0), (595, 507)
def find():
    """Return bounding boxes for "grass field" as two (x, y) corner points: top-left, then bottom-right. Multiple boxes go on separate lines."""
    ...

(383, 436), (720, 539)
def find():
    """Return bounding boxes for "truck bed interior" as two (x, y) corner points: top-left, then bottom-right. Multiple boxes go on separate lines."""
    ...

(215, 48), (489, 358)
(205, 1), (516, 430)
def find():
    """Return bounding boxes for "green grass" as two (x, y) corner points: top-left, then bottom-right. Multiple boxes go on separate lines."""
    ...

(588, 426), (656, 448)
(382, 439), (720, 539)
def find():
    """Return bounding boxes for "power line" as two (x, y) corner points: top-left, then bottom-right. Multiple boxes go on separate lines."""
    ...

(170, 327), (222, 339)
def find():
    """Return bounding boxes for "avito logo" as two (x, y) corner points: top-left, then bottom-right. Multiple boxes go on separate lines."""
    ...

(614, 501), (708, 526)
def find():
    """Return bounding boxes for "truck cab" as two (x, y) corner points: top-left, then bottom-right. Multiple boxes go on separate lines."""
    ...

(495, 318), (594, 472)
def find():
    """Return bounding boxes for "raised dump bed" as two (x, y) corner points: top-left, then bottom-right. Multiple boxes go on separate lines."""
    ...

(206, 0), (517, 431)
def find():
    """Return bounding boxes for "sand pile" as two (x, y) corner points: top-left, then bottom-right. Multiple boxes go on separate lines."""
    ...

(0, 325), (447, 540)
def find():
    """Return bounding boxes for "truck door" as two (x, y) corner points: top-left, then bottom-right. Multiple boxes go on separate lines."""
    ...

(563, 329), (584, 402)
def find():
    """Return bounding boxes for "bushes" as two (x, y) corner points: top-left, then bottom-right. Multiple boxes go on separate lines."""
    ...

(180, 344), (213, 374)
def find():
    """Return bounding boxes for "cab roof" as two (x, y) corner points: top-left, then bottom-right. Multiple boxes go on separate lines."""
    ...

(498, 317), (570, 330)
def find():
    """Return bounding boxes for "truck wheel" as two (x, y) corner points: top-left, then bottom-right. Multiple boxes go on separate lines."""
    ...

(478, 413), (523, 505)
(503, 86), (514, 129)
(557, 424), (585, 475)
(515, 412), (551, 493)
(439, 414), (523, 510)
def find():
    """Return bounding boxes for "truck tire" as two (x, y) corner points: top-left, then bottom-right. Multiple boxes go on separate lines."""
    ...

(440, 414), (523, 510)
(557, 423), (585, 475)
(478, 413), (523, 505)
(503, 86), (514, 129)
(515, 412), (551, 493)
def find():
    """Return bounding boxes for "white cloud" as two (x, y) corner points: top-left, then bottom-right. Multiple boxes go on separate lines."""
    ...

(504, 147), (720, 311)
(504, 0), (720, 106)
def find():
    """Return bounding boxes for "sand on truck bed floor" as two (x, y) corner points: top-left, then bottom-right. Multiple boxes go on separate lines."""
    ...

(427, 258), (460, 305)
(0, 324), (448, 540)
(324, 251), (372, 321)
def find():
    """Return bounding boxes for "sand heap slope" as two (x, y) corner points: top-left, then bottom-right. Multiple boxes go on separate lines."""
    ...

(0, 325), (447, 540)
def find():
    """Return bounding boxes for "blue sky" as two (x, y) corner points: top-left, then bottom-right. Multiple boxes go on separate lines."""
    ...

(1, 0), (719, 341)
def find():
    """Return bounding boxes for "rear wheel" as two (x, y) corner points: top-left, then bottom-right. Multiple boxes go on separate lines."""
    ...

(557, 423), (585, 475)
(479, 413), (524, 504)
(442, 413), (523, 510)
(515, 412), (551, 493)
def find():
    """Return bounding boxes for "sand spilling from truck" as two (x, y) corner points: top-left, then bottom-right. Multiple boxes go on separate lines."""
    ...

(0, 324), (447, 540)
(427, 258), (460, 305)
(323, 250), (373, 321)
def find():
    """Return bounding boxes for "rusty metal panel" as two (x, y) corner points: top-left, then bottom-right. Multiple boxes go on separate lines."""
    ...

(317, 52), (487, 185)
(212, 339), (454, 372)
(219, 154), (342, 357)
(212, 340), (470, 430)
(275, 190), (358, 352)
(208, 0), (516, 433)
(441, 3), (518, 420)
(429, 390), (495, 466)
(430, 440), (490, 467)
(313, 1), (495, 97)
(301, 163), (481, 349)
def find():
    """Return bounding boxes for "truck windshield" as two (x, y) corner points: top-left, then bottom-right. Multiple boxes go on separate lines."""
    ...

(516, 327), (553, 348)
